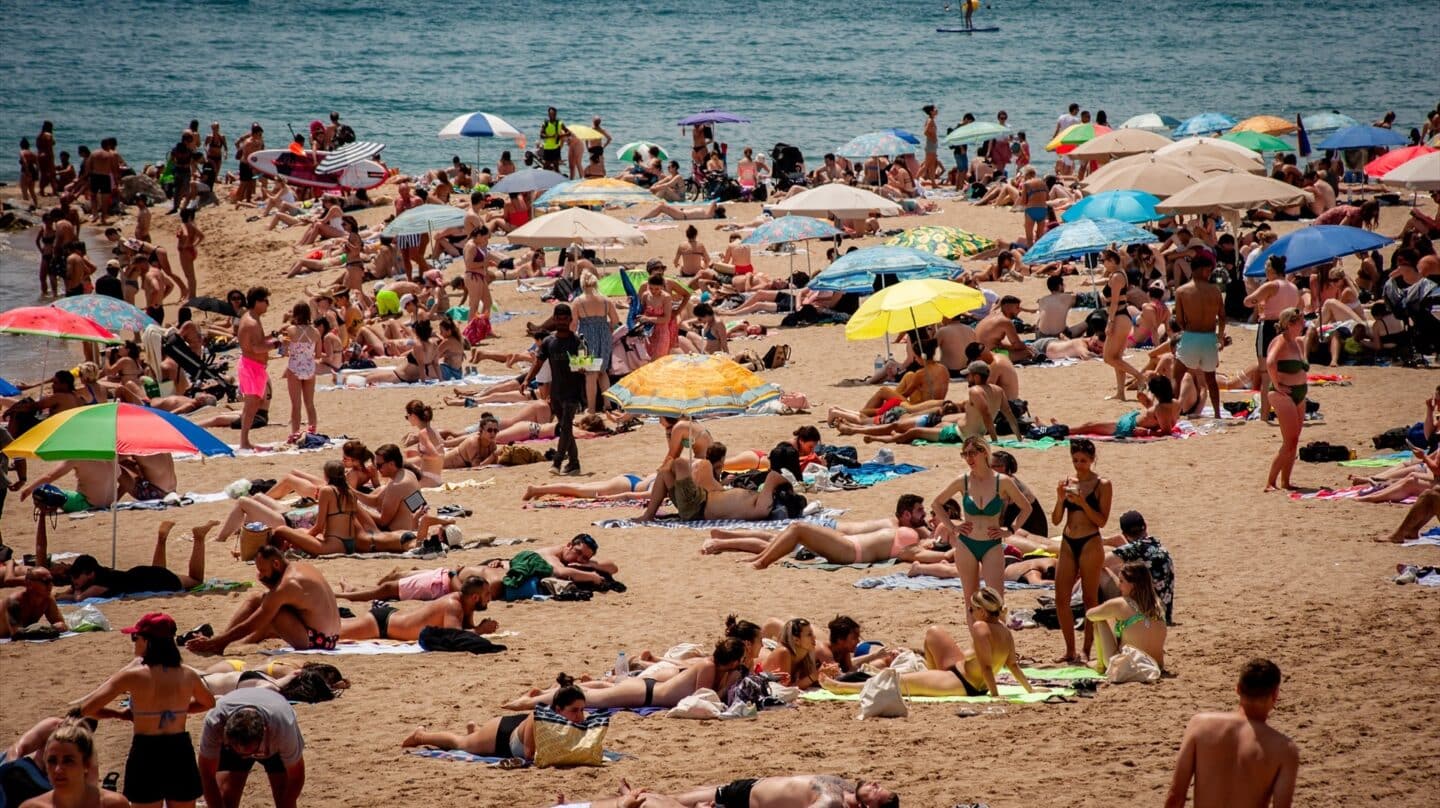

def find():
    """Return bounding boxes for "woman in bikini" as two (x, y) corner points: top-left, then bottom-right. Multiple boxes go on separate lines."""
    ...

(931, 436), (1031, 605)
(358, 320), (439, 385)
(402, 679), (587, 762)
(761, 619), (823, 689)
(297, 198), (346, 246)
(502, 638), (746, 711)
(521, 472), (656, 501)
(403, 400), (444, 484)
(74, 612), (215, 808)
(281, 301), (320, 442)
(268, 460), (378, 557)
(462, 227), (495, 327)
(73, 362), (109, 405)
(435, 317), (466, 381)
(640, 274), (677, 358)
(1051, 437), (1112, 664)
(442, 414), (499, 469)
(315, 318), (344, 378)
(705, 517), (923, 568)
(174, 206), (203, 300)
(674, 225), (711, 278)
(1086, 561), (1167, 675)
(492, 413), (612, 446)
(339, 216), (368, 298)
(820, 587), (1035, 699)
(199, 660), (347, 702)
(1264, 307), (1308, 492)
(1101, 250), (1145, 401)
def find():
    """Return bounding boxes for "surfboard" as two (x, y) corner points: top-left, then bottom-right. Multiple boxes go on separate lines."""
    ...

(936, 26), (1001, 32)
(246, 150), (388, 190)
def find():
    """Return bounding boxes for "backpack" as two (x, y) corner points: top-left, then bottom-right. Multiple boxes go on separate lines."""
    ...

(334, 124), (356, 146)
(1297, 441), (1352, 463)
(1371, 426), (1409, 450)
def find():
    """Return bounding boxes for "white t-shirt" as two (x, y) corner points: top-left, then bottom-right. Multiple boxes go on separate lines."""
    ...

(1055, 113), (1080, 133)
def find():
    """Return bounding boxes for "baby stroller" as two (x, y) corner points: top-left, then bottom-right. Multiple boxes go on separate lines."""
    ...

(770, 143), (807, 192)
(690, 170), (743, 202)
(162, 331), (238, 401)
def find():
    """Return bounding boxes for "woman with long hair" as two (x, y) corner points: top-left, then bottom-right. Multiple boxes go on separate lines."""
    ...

(402, 400), (444, 483)
(1244, 254), (1300, 421)
(571, 271), (621, 413)
(931, 436), (1031, 604)
(281, 301), (320, 442)
(1264, 308), (1308, 492)
(1050, 437), (1112, 664)
(762, 618), (821, 689)
(269, 460), (373, 556)
(502, 639), (747, 711)
(1086, 561), (1168, 673)
(402, 680), (586, 762)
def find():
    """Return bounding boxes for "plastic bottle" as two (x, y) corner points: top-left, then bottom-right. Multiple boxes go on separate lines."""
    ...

(874, 354), (884, 375)
(614, 651), (628, 680)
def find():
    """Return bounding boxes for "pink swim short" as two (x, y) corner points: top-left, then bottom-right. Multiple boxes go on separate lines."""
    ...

(398, 567), (452, 601)
(237, 356), (269, 398)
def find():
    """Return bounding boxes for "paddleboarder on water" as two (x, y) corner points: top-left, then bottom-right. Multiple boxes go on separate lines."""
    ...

(945, 0), (981, 29)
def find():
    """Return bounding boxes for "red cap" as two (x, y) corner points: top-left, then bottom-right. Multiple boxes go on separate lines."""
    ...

(120, 612), (177, 638)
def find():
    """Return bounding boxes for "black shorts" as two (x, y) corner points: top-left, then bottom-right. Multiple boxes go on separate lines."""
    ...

(541, 147), (561, 164)
(229, 410), (270, 430)
(174, 171), (192, 194)
(775, 292), (795, 313)
(124, 733), (203, 803)
(715, 779), (758, 808)
(239, 162), (255, 182)
(588, 145), (604, 159)
(218, 745), (287, 774)
(1257, 319), (1279, 361)
(89, 174), (112, 193)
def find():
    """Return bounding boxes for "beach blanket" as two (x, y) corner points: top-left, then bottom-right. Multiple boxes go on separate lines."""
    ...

(801, 685), (1074, 704)
(423, 477), (495, 493)
(782, 559), (900, 572)
(1339, 452), (1411, 468)
(524, 497), (639, 511)
(593, 508), (846, 531)
(1288, 485), (1416, 504)
(70, 579), (251, 607)
(262, 640), (424, 656)
(221, 437), (342, 458)
(1013, 666), (1104, 682)
(284, 538), (532, 562)
(1403, 527), (1440, 548)
(837, 462), (927, 487)
(0, 631), (87, 645)
(317, 373), (512, 393)
(853, 573), (1048, 592)
(406, 748), (626, 766)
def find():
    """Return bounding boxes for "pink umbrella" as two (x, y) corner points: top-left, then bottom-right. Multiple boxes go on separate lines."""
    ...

(1364, 145), (1437, 178)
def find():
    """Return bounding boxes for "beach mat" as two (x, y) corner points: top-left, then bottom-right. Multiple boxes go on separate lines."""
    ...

(0, 631), (85, 645)
(317, 373), (511, 393)
(263, 640), (424, 656)
(1288, 485), (1415, 504)
(782, 559), (900, 572)
(594, 508), (845, 531)
(1339, 452), (1411, 468)
(801, 685), (1074, 704)
(284, 538), (532, 562)
(837, 462), (927, 487)
(854, 573), (1048, 592)
(524, 497), (642, 510)
(1404, 527), (1440, 548)
(406, 748), (626, 766)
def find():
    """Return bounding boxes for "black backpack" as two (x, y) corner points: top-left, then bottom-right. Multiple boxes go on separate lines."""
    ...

(333, 124), (356, 146)
(1297, 441), (1351, 463)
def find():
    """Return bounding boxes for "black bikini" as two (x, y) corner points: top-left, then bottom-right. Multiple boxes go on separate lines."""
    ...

(948, 664), (986, 697)
(1061, 483), (1103, 555)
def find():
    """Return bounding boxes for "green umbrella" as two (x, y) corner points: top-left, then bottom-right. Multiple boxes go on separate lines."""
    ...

(616, 141), (668, 162)
(942, 121), (1010, 147)
(597, 270), (691, 298)
(1219, 131), (1293, 153)
(885, 226), (995, 259)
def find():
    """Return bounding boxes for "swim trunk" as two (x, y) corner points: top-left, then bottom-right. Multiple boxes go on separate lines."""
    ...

(89, 174), (113, 193)
(1031, 337), (1056, 357)
(1115, 409), (1141, 439)
(774, 292), (795, 313)
(671, 478), (708, 521)
(440, 364), (463, 381)
(304, 625), (339, 650)
(218, 745), (286, 774)
(124, 733), (203, 804)
(733, 264), (754, 276)
(542, 147), (562, 165)
(1025, 206), (1047, 222)
(237, 356), (269, 398)
(1174, 331), (1219, 373)
(918, 413), (941, 428)
(238, 162), (255, 182)
(715, 779), (759, 808)
(370, 601), (397, 639)
(133, 479), (167, 501)
(623, 474), (644, 491)
(228, 409), (270, 430)
(398, 568), (452, 601)
(873, 396), (905, 424)
(1257, 319), (1280, 361)
(937, 424), (961, 444)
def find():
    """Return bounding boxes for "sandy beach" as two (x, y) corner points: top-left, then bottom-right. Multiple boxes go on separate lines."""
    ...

(1, 182), (1438, 807)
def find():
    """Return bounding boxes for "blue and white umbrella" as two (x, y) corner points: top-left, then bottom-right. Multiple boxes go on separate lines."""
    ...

(1172, 112), (1238, 138)
(381, 204), (466, 238)
(1023, 218), (1158, 264)
(316, 141), (385, 173)
(741, 216), (842, 246)
(837, 131), (917, 159)
(1316, 126), (1408, 151)
(1299, 112), (1360, 135)
(438, 112), (524, 142)
(884, 129), (922, 145)
(1062, 190), (1163, 224)
(490, 168), (568, 195)
(1243, 225), (1394, 277)
(1119, 112), (1182, 133)
(808, 247), (963, 293)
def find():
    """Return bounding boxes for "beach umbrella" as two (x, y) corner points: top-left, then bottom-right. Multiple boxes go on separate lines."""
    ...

(51, 295), (156, 334)
(1156, 172), (1312, 215)
(535, 177), (659, 209)
(808, 247), (964, 293)
(884, 226), (995, 259)
(489, 168), (567, 195)
(1377, 151), (1440, 191)
(1219, 131), (1294, 153)
(616, 141), (668, 162)
(942, 121), (1010, 147)
(1317, 126), (1407, 151)
(507, 207), (645, 248)
(0, 306), (119, 344)
(597, 270), (690, 298)
(603, 353), (780, 418)
(773, 184), (901, 218)
(186, 296), (237, 318)
(741, 216), (842, 247)
(1172, 113), (1238, 138)
(1062, 190), (1163, 224)
(381, 204), (466, 238)
(844, 279), (985, 341)
(1046, 123), (1111, 154)
(676, 109), (751, 126)
(1081, 156), (1203, 198)
(1363, 145), (1436, 178)
(884, 129), (922, 145)
(1156, 136), (1263, 163)
(1243, 225), (1394, 278)
(837, 131), (918, 159)
(1230, 115), (1298, 136)
(438, 112), (525, 144)
(5, 402), (233, 565)
(566, 124), (604, 142)
(1022, 218), (1159, 264)
(1299, 112), (1360, 135)
(1119, 113), (1181, 133)
(1068, 128), (1172, 160)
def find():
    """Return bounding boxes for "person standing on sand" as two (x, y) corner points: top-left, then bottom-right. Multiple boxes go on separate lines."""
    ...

(236, 287), (272, 451)
(1165, 658), (1298, 808)
(175, 206), (203, 300)
(234, 124), (265, 206)
(204, 121), (227, 179)
(1172, 251), (1225, 419)
(523, 303), (584, 475)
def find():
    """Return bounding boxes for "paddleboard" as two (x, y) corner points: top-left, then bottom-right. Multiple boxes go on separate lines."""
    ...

(246, 150), (387, 190)
(936, 26), (1001, 32)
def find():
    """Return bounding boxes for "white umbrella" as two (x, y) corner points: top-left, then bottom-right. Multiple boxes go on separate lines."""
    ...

(1380, 151), (1440, 191)
(506, 207), (646, 248)
(1155, 136), (1260, 162)
(1156, 172), (1313, 214)
(773, 184), (901, 218)
(1082, 156), (1204, 198)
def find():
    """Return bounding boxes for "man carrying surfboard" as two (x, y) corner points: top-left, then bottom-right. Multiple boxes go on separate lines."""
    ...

(539, 107), (569, 173)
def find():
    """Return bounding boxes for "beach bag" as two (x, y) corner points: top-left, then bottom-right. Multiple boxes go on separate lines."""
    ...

(238, 523), (271, 562)
(668, 688), (725, 719)
(532, 705), (608, 768)
(610, 329), (651, 375)
(856, 668), (907, 720)
(1107, 647), (1162, 684)
(462, 314), (493, 346)
(31, 485), (68, 511)
(1298, 441), (1351, 463)
(1371, 426), (1409, 450)
(887, 649), (927, 675)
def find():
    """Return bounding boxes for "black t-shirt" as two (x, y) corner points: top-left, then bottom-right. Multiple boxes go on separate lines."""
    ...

(95, 273), (123, 299)
(94, 565), (183, 595)
(541, 332), (584, 404)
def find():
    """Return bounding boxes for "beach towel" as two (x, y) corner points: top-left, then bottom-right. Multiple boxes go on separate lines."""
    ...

(801, 685), (1074, 705)
(70, 579), (251, 607)
(838, 462), (927, 487)
(853, 573), (1047, 592)
(0, 631), (85, 645)
(262, 640), (425, 656)
(405, 748), (626, 767)
(782, 559), (900, 572)
(1287, 485), (1415, 504)
(317, 373), (512, 393)
(1339, 452), (1411, 468)
(593, 508), (846, 531)
(282, 537), (532, 562)
(524, 497), (639, 511)
(1403, 527), (1440, 548)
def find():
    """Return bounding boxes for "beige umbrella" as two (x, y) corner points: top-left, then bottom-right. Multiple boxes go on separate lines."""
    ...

(1082, 155), (1204, 198)
(1161, 153), (1264, 176)
(1155, 137), (1262, 167)
(506, 207), (646, 248)
(773, 183), (902, 218)
(1156, 171), (1312, 214)
(1068, 128), (1173, 160)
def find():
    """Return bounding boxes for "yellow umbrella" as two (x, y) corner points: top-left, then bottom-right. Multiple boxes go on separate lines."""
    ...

(567, 124), (604, 141)
(845, 279), (985, 341)
(603, 354), (781, 417)
(1230, 115), (1298, 136)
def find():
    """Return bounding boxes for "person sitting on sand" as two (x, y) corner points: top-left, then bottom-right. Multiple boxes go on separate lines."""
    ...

(57, 520), (213, 601)
(638, 456), (803, 523)
(854, 361), (1019, 445)
(1165, 658), (1298, 808)
(821, 587), (1035, 699)
(402, 678), (587, 763)
(702, 494), (931, 567)
(1087, 561), (1168, 678)
(1067, 376), (1180, 439)
(20, 459), (118, 513)
(0, 567), (67, 639)
(758, 618), (825, 689)
(340, 576), (498, 641)
(186, 545), (341, 654)
(503, 638), (747, 711)
(639, 201), (727, 221)
(264, 441), (379, 501)
(974, 295), (1036, 362)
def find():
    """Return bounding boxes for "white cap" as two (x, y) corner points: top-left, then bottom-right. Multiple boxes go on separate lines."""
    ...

(443, 525), (464, 547)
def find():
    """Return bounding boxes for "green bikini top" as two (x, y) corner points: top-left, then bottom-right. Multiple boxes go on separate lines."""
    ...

(1275, 358), (1309, 374)
(963, 474), (1005, 517)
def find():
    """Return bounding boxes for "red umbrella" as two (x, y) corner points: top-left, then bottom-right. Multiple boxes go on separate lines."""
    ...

(0, 306), (120, 344)
(1364, 145), (1436, 178)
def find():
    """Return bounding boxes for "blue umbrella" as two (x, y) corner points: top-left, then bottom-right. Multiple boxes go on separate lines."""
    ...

(1243, 225), (1394, 277)
(381, 204), (466, 237)
(885, 129), (922, 145)
(1300, 112), (1360, 135)
(1316, 126), (1408, 151)
(837, 131), (917, 159)
(741, 216), (842, 246)
(1172, 112), (1238, 138)
(0, 377), (19, 396)
(808, 247), (964, 293)
(1062, 190), (1163, 224)
(1023, 218), (1158, 264)
(677, 109), (750, 126)
(490, 168), (568, 195)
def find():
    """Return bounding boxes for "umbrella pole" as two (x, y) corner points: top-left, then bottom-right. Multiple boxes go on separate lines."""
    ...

(110, 455), (119, 567)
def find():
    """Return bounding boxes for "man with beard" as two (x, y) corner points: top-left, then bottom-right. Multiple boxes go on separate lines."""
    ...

(186, 545), (340, 653)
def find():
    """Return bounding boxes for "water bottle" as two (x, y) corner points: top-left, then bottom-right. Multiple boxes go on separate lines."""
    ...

(874, 354), (884, 376)
(614, 651), (628, 680)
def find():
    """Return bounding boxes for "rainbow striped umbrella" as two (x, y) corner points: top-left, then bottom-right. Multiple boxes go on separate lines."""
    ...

(0, 306), (119, 344)
(52, 295), (157, 333)
(885, 226), (995, 259)
(1046, 123), (1111, 154)
(603, 354), (781, 417)
(6, 402), (232, 564)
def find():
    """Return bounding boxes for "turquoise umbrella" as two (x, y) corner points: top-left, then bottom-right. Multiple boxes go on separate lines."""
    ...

(808, 247), (963, 293)
(1173, 113), (1238, 138)
(741, 216), (841, 246)
(381, 204), (465, 237)
(1023, 218), (1158, 264)
(943, 121), (1010, 146)
(1119, 113), (1181, 133)
(837, 131), (917, 159)
(1062, 190), (1163, 224)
